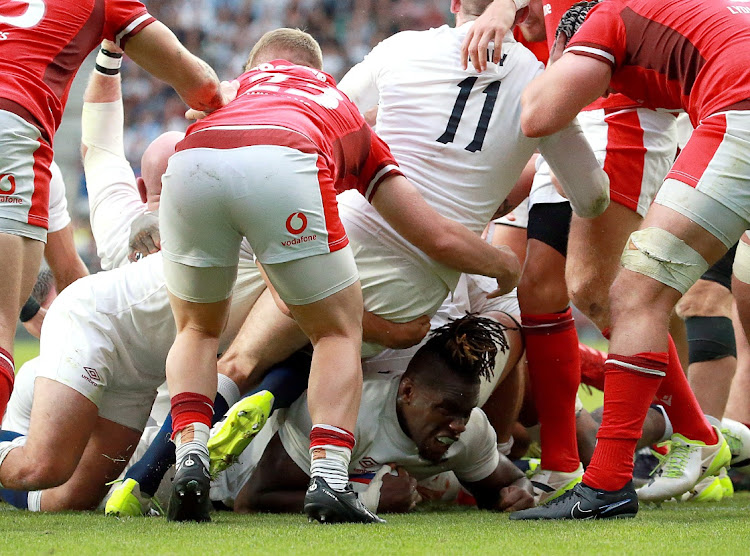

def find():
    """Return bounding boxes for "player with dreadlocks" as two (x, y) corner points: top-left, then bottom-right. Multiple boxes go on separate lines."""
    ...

(204, 313), (534, 518)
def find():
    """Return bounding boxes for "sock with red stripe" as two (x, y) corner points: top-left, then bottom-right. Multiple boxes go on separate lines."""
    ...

(653, 335), (718, 445)
(584, 353), (665, 491)
(0, 348), (15, 418)
(309, 424), (355, 492)
(522, 308), (581, 472)
(579, 342), (607, 391)
(171, 392), (214, 469)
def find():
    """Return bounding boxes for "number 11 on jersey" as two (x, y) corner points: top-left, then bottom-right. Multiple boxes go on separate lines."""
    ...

(437, 77), (501, 153)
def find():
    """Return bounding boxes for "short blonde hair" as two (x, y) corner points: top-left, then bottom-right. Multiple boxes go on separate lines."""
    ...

(462, 0), (494, 18)
(245, 28), (324, 71)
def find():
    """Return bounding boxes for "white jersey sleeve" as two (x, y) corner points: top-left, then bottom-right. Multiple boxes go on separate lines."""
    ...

(82, 100), (146, 270)
(537, 120), (610, 218)
(448, 408), (500, 483)
(337, 50), (380, 113)
(47, 160), (71, 234)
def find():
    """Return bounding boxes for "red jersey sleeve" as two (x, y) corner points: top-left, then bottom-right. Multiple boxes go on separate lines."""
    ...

(102, 0), (155, 48)
(357, 130), (403, 202)
(565, 1), (627, 71)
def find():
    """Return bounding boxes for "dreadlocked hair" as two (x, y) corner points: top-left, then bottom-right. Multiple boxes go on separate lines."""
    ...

(421, 313), (511, 384)
(555, 0), (599, 44)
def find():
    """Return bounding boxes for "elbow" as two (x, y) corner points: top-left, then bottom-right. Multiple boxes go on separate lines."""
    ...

(520, 109), (548, 138)
(419, 233), (456, 266)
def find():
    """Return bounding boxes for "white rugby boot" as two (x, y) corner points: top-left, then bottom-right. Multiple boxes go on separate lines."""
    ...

(529, 463), (584, 505)
(637, 427), (731, 503)
(721, 417), (750, 474)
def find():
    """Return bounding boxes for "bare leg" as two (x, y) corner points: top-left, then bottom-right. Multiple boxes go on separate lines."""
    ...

(725, 301), (750, 424)
(41, 417), (141, 511)
(0, 378), (97, 490)
(217, 289), (308, 394)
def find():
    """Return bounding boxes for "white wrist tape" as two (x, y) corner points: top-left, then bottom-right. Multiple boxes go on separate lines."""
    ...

(358, 465), (393, 512)
(95, 48), (122, 75)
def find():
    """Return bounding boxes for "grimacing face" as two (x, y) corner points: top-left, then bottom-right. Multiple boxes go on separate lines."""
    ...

(398, 375), (479, 463)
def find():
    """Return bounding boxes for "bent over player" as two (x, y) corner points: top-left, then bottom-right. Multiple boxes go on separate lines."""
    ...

(159, 28), (521, 523)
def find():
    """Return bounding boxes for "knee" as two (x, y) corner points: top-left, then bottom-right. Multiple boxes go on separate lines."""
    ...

(23, 459), (75, 491)
(517, 264), (568, 311)
(566, 269), (610, 324)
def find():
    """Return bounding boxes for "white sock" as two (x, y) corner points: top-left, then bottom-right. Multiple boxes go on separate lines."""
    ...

(217, 374), (241, 408)
(174, 423), (210, 469)
(309, 424), (353, 492)
(27, 490), (42, 512)
(652, 404), (673, 443)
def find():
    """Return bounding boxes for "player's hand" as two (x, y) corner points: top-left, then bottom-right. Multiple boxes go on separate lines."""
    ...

(128, 211), (161, 262)
(378, 466), (422, 513)
(498, 484), (535, 512)
(488, 245), (521, 298)
(548, 32), (569, 65)
(461, 0), (517, 72)
(186, 79), (240, 120)
(101, 39), (123, 55)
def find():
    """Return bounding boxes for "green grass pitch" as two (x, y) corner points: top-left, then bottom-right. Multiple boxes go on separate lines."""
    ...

(7, 339), (750, 555)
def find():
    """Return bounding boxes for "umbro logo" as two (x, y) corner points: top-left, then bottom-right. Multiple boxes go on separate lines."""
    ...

(308, 481), (318, 492)
(184, 457), (196, 467)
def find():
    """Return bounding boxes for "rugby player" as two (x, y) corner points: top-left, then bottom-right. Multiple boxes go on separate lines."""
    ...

(0, 0), (234, 420)
(211, 315), (535, 516)
(206, 0), (608, 494)
(508, 0), (750, 518)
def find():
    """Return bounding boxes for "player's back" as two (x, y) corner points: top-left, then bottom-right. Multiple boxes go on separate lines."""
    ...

(365, 26), (543, 234)
(0, 0), (151, 139)
(185, 62), (385, 194)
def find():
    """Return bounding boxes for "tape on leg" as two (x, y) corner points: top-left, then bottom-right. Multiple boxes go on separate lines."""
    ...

(732, 233), (750, 285)
(620, 227), (710, 294)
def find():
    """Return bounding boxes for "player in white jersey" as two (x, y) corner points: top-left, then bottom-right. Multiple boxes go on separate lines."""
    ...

(211, 315), (534, 514)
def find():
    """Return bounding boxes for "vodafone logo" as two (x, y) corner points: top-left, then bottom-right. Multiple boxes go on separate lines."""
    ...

(286, 212), (308, 234)
(0, 174), (16, 194)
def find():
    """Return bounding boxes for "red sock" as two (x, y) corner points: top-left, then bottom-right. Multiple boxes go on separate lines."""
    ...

(0, 347), (15, 417)
(654, 335), (718, 445)
(579, 343), (606, 391)
(522, 308), (581, 472)
(170, 392), (214, 439)
(652, 443), (669, 456)
(584, 353), (665, 491)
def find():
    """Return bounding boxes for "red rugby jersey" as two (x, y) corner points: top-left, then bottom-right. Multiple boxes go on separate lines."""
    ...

(566, 0), (750, 124)
(179, 61), (403, 202)
(543, 0), (637, 111)
(0, 0), (154, 141)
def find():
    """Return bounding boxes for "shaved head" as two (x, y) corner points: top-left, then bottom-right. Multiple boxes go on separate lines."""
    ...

(461, 0), (494, 17)
(140, 131), (184, 199)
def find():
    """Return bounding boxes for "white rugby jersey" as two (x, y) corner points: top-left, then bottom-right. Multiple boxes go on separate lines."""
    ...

(279, 371), (499, 483)
(48, 161), (72, 234)
(338, 23), (608, 289)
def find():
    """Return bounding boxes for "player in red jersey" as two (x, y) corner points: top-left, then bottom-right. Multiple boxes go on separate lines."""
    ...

(506, 0), (750, 518)
(462, 0), (685, 505)
(0, 0), (232, 420)
(159, 28), (520, 523)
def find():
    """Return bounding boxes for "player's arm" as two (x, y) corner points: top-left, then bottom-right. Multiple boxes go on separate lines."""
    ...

(338, 54), (380, 114)
(363, 312), (431, 350)
(460, 456), (535, 512)
(371, 175), (521, 297)
(520, 52), (611, 137)
(44, 225), (89, 292)
(537, 118), (610, 218)
(123, 21), (226, 113)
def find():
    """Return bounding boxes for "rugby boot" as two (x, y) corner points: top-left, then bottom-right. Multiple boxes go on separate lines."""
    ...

(304, 477), (385, 524)
(208, 390), (274, 476)
(105, 478), (145, 517)
(721, 418), (750, 473)
(528, 463), (583, 505)
(637, 427), (731, 503)
(167, 452), (212, 522)
(509, 481), (638, 520)
(680, 467), (733, 502)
